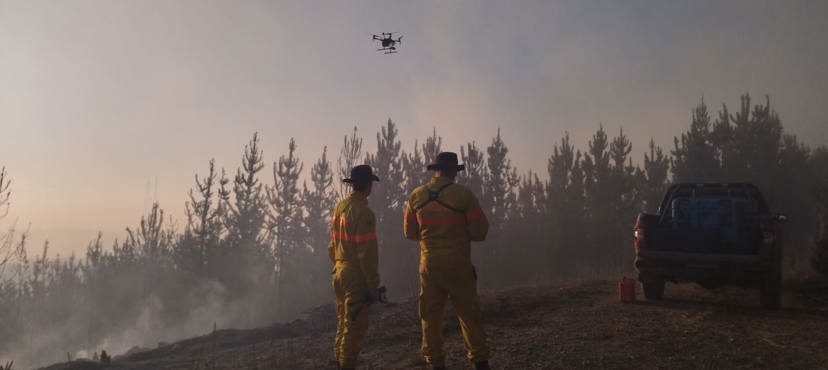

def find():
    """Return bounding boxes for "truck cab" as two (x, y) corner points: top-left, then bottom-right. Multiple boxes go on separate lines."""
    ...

(634, 183), (787, 308)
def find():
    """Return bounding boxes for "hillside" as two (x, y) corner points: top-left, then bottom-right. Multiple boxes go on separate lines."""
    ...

(41, 277), (828, 370)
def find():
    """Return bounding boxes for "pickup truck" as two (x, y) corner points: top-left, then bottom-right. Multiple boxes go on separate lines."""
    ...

(633, 183), (787, 308)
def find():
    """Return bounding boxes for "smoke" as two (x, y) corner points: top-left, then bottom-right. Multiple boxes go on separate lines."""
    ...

(2, 273), (296, 369)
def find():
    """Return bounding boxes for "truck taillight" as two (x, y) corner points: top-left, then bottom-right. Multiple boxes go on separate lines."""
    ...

(633, 218), (646, 252)
(634, 229), (644, 240)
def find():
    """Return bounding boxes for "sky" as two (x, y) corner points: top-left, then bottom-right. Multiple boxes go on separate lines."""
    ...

(1, 0), (827, 255)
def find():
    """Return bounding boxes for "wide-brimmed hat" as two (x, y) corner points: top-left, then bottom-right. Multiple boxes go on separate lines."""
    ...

(343, 164), (380, 184)
(427, 152), (466, 171)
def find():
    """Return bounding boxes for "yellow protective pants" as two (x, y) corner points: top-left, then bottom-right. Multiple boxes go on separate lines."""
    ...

(333, 264), (371, 368)
(419, 262), (489, 366)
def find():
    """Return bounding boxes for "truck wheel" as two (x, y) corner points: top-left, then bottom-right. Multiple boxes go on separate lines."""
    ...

(760, 277), (781, 309)
(642, 280), (665, 300)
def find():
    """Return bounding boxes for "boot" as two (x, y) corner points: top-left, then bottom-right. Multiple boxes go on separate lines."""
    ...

(474, 361), (490, 370)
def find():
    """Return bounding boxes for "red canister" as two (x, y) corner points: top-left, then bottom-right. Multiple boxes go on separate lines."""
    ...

(619, 277), (636, 303)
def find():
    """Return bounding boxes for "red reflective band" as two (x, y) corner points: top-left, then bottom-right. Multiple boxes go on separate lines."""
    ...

(330, 230), (377, 243)
(466, 208), (484, 222)
(417, 215), (466, 225)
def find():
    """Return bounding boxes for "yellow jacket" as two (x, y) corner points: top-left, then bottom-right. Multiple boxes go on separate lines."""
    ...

(404, 176), (489, 268)
(328, 192), (380, 291)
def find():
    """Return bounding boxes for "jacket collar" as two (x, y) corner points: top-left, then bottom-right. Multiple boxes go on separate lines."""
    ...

(349, 191), (369, 204)
(428, 175), (454, 189)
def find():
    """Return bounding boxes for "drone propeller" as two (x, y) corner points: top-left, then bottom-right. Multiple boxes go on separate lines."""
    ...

(397, 35), (403, 44)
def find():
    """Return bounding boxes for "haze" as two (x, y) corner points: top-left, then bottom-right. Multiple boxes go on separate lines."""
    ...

(1, 0), (826, 254)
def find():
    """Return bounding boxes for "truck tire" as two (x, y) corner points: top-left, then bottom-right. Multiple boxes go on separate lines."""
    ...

(642, 280), (665, 300)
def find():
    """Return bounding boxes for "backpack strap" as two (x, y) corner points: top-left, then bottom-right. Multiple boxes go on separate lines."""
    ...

(414, 182), (464, 213)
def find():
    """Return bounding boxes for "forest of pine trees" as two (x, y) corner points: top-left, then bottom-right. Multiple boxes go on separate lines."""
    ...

(1, 94), (827, 367)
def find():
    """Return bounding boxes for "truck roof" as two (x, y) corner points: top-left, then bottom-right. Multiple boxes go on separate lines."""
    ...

(659, 183), (770, 214)
(671, 182), (760, 187)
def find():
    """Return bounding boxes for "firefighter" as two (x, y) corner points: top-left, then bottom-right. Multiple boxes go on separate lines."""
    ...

(329, 165), (382, 370)
(404, 152), (491, 370)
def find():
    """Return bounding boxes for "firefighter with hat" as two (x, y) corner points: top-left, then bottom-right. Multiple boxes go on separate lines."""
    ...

(329, 164), (383, 370)
(404, 152), (491, 370)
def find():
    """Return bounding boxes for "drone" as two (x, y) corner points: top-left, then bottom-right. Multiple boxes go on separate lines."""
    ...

(372, 32), (402, 54)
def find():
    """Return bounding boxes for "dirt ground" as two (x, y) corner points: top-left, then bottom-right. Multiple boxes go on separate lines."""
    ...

(41, 276), (828, 370)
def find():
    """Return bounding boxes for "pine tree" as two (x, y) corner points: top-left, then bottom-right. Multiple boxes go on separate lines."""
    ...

(402, 141), (425, 193)
(302, 146), (336, 302)
(547, 133), (588, 277)
(365, 119), (406, 223)
(710, 104), (734, 174)
(459, 141), (486, 199)
(484, 128), (519, 232)
(178, 159), (227, 277)
(608, 128), (637, 270)
(223, 133), (270, 297)
(582, 124), (614, 273)
(481, 129), (518, 288)
(268, 138), (305, 319)
(365, 119), (414, 297)
(420, 128), (443, 184)
(641, 139), (670, 213)
(671, 98), (719, 182)
(337, 127), (363, 198)
(729, 94), (783, 193)
(511, 171), (545, 281)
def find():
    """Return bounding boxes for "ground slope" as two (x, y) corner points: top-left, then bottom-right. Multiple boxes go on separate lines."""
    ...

(41, 277), (828, 370)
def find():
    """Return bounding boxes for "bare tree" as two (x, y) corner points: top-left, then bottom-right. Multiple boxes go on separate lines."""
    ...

(0, 167), (9, 219)
(0, 167), (14, 276)
(178, 159), (228, 276)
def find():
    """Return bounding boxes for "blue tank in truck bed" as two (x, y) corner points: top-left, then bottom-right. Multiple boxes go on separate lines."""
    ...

(650, 196), (759, 254)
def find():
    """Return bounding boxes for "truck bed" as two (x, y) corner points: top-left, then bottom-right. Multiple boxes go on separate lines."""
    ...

(651, 196), (761, 255)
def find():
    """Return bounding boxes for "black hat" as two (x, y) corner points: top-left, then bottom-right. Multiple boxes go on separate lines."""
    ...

(343, 164), (380, 184)
(427, 152), (466, 171)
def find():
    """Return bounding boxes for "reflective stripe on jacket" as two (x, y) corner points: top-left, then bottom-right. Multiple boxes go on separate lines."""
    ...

(328, 192), (380, 290)
(404, 176), (489, 264)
